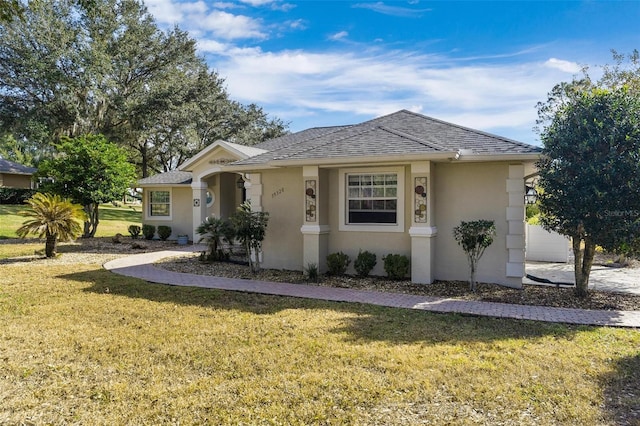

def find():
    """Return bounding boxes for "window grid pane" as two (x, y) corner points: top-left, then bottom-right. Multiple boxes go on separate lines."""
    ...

(149, 191), (170, 217)
(346, 173), (398, 224)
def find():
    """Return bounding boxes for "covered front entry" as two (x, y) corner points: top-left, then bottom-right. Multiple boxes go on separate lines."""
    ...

(191, 172), (247, 239)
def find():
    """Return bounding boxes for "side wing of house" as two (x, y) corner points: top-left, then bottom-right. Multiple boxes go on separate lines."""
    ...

(0, 159), (36, 189)
(138, 141), (266, 241)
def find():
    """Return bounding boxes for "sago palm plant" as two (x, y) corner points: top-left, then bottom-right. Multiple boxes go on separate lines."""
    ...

(16, 193), (87, 258)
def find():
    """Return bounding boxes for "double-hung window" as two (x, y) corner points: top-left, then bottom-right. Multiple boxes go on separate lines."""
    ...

(339, 167), (404, 232)
(347, 173), (397, 223)
(149, 190), (171, 218)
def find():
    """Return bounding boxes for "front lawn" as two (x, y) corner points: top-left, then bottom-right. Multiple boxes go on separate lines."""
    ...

(0, 203), (141, 239)
(1, 258), (638, 424)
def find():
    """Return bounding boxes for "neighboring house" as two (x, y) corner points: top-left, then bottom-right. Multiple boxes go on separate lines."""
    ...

(138, 110), (542, 288)
(0, 158), (36, 189)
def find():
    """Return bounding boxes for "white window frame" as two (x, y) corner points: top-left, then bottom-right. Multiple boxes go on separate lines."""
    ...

(145, 188), (172, 220)
(339, 167), (405, 233)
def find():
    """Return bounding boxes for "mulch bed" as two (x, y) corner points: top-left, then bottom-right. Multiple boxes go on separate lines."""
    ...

(6, 237), (639, 311)
(157, 252), (640, 312)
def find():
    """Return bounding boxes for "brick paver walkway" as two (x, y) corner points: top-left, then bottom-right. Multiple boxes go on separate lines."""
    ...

(103, 248), (640, 328)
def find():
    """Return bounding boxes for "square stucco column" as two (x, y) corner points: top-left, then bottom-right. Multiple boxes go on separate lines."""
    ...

(246, 173), (263, 212)
(301, 166), (330, 273)
(191, 181), (208, 242)
(506, 164), (526, 283)
(409, 161), (437, 284)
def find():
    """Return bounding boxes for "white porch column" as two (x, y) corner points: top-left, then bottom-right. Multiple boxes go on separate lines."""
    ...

(506, 164), (526, 284)
(191, 181), (208, 243)
(301, 166), (330, 273)
(409, 161), (437, 284)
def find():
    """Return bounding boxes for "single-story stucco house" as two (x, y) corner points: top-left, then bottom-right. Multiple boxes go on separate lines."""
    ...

(138, 110), (542, 288)
(0, 158), (36, 189)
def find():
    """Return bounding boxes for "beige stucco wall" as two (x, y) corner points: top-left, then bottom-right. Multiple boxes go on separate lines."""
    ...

(1, 173), (32, 189)
(259, 167), (304, 271)
(433, 161), (521, 287)
(325, 166), (411, 277)
(141, 186), (193, 240)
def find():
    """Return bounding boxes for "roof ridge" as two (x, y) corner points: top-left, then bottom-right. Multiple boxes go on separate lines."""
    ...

(271, 125), (380, 161)
(401, 109), (539, 149)
(255, 125), (351, 151)
(378, 125), (449, 151)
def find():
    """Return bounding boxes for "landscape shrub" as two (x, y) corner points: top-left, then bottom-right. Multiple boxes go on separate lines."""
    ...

(157, 225), (172, 241)
(142, 224), (155, 240)
(305, 263), (319, 283)
(326, 251), (350, 275)
(196, 215), (234, 261)
(354, 250), (377, 277)
(0, 188), (36, 204)
(382, 254), (410, 280)
(128, 225), (141, 239)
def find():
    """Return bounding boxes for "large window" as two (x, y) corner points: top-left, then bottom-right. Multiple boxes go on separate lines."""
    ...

(149, 190), (171, 217)
(339, 167), (404, 232)
(347, 173), (398, 224)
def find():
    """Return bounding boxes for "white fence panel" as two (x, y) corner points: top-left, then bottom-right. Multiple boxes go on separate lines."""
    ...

(525, 224), (570, 262)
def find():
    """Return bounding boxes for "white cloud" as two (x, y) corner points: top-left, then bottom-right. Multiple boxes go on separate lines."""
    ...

(212, 2), (240, 9)
(238, 0), (275, 6)
(286, 19), (306, 30)
(145, 0), (185, 25)
(544, 58), (582, 73)
(329, 31), (349, 41)
(207, 47), (575, 142)
(200, 10), (266, 40)
(353, 2), (431, 18)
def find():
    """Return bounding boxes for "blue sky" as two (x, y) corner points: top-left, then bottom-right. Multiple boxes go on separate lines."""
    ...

(145, 0), (640, 145)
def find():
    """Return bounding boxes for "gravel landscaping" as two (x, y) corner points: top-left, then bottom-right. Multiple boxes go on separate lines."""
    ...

(4, 237), (639, 311)
(156, 249), (640, 312)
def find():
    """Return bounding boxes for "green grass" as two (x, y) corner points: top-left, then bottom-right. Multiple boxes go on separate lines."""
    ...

(1, 259), (639, 424)
(0, 203), (141, 239)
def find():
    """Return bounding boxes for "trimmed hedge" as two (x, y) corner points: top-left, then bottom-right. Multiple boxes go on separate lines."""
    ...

(0, 188), (36, 204)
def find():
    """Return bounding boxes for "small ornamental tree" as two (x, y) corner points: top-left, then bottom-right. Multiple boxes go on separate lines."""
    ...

(453, 220), (496, 292)
(38, 134), (136, 238)
(230, 201), (269, 273)
(16, 193), (86, 257)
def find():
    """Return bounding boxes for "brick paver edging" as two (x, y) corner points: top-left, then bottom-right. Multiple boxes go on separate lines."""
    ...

(103, 248), (640, 328)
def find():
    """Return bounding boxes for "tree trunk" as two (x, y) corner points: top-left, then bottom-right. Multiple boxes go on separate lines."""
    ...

(469, 256), (477, 292)
(45, 232), (57, 258)
(572, 235), (596, 298)
(83, 203), (100, 238)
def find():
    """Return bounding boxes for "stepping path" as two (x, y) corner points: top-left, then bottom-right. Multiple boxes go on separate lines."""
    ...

(104, 247), (640, 328)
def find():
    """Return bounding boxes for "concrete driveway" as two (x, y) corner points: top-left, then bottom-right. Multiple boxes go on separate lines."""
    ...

(525, 261), (640, 295)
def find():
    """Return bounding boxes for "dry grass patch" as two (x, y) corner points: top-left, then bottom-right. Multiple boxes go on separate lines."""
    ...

(1, 258), (639, 424)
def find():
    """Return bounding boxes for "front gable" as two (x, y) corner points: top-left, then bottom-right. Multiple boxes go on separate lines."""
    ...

(179, 140), (266, 179)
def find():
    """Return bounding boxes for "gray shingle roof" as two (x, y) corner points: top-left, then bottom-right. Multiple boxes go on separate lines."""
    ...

(233, 110), (541, 166)
(138, 170), (192, 185)
(0, 158), (37, 175)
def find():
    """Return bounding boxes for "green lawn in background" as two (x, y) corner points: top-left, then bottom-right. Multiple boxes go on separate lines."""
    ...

(0, 203), (141, 239)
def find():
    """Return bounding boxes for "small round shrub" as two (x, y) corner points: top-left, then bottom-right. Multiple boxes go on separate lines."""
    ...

(354, 250), (377, 277)
(128, 224), (141, 239)
(142, 224), (156, 240)
(382, 254), (410, 280)
(157, 225), (172, 241)
(326, 251), (350, 275)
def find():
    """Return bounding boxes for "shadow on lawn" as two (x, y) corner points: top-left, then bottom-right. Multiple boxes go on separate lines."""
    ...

(63, 268), (582, 345)
(600, 352), (640, 425)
